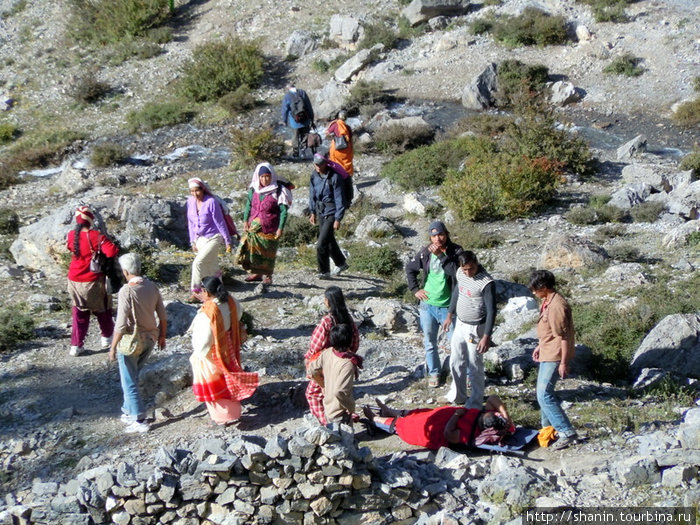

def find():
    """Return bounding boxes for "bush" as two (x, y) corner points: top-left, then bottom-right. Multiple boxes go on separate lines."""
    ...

(596, 203), (626, 223)
(680, 150), (700, 173)
(565, 206), (598, 225)
(694, 76), (700, 93)
(496, 60), (549, 108)
(126, 101), (194, 133)
(0, 209), (19, 234)
(603, 54), (644, 77)
(0, 122), (19, 144)
(230, 127), (285, 166)
(471, 18), (494, 35)
(359, 21), (399, 50)
(449, 221), (503, 250)
(91, 143), (128, 167)
(442, 151), (562, 221)
(344, 80), (392, 116)
(607, 243), (639, 262)
(373, 123), (434, 155)
(446, 113), (512, 139)
(69, 71), (111, 103)
(108, 39), (163, 64)
(69, 0), (171, 45)
(630, 201), (665, 223)
(577, 0), (630, 23)
(672, 98), (700, 128)
(279, 215), (317, 248)
(491, 7), (569, 47)
(218, 85), (256, 115)
(381, 136), (489, 190)
(687, 231), (700, 247)
(179, 38), (264, 102)
(348, 245), (401, 277)
(0, 305), (35, 352)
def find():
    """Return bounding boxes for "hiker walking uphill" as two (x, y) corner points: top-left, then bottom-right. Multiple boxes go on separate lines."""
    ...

(309, 154), (349, 279)
(281, 85), (314, 158)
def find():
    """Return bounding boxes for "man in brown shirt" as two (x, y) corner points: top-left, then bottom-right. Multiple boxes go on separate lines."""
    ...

(529, 270), (578, 450)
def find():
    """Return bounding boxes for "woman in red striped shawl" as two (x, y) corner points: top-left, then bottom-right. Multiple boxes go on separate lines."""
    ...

(189, 276), (258, 425)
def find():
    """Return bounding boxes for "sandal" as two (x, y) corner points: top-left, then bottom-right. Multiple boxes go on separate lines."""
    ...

(262, 275), (272, 285)
(245, 274), (262, 282)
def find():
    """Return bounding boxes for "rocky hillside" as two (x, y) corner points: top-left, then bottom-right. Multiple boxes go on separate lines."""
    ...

(0, 0), (699, 523)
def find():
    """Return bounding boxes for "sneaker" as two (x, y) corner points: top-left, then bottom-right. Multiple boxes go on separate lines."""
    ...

(120, 414), (135, 424)
(428, 376), (440, 388)
(332, 263), (349, 276)
(124, 420), (150, 434)
(100, 336), (112, 350)
(550, 433), (579, 450)
(316, 272), (331, 280)
(69, 346), (84, 357)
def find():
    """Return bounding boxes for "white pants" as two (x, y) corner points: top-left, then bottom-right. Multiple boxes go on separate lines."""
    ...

(191, 235), (223, 292)
(446, 318), (485, 409)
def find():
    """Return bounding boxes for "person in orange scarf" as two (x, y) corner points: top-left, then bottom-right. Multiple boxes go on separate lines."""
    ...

(189, 276), (258, 425)
(326, 110), (354, 176)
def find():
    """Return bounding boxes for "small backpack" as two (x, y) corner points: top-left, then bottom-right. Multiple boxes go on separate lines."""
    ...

(326, 160), (354, 209)
(290, 92), (307, 123)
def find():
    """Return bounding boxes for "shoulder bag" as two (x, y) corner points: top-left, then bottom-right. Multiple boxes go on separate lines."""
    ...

(333, 134), (348, 150)
(117, 288), (145, 357)
(88, 235), (106, 274)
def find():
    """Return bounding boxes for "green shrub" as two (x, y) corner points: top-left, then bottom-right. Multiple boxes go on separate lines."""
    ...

(279, 215), (317, 248)
(577, 0), (630, 23)
(91, 143), (128, 167)
(607, 243), (639, 262)
(311, 59), (330, 73)
(1, 0), (27, 19)
(442, 151), (562, 221)
(359, 20), (399, 50)
(686, 231), (700, 247)
(230, 127), (284, 166)
(69, 0), (171, 45)
(348, 245), (401, 277)
(218, 85), (256, 115)
(3, 128), (85, 182)
(680, 150), (700, 173)
(108, 39), (163, 64)
(0, 209), (19, 234)
(603, 53), (644, 77)
(126, 101), (194, 133)
(694, 76), (700, 92)
(496, 60), (549, 108)
(588, 194), (611, 208)
(471, 17), (494, 35)
(0, 305), (34, 352)
(566, 206), (598, 225)
(672, 98), (700, 128)
(449, 221), (503, 249)
(596, 203), (626, 223)
(381, 136), (489, 190)
(179, 38), (264, 102)
(491, 7), (569, 47)
(0, 122), (18, 144)
(69, 71), (111, 103)
(630, 201), (665, 223)
(446, 114), (512, 139)
(344, 80), (392, 116)
(592, 224), (625, 243)
(373, 123), (434, 155)
(146, 26), (172, 44)
(397, 16), (427, 39)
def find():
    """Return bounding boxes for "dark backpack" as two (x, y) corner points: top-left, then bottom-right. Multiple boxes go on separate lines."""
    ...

(290, 92), (307, 123)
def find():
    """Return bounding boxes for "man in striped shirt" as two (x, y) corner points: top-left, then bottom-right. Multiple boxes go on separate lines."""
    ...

(443, 250), (496, 408)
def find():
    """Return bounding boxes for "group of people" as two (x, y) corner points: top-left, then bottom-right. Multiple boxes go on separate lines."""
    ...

(64, 87), (577, 448)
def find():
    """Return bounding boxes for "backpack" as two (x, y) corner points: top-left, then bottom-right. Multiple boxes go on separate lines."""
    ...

(290, 91), (307, 123)
(275, 179), (296, 197)
(214, 196), (239, 239)
(326, 160), (354, 209)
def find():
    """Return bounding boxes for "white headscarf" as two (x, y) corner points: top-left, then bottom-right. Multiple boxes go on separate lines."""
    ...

(250, 163), (293, 207)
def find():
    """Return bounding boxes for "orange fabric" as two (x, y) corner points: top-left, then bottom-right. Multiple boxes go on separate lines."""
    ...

(328, 119), (354, 176)
(537, 425), (558, 447)
(195, 297), (258, 402)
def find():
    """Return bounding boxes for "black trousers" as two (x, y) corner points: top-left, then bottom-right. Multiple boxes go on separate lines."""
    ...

(317, 214), (346, 274)
(292, 126), (310, 156)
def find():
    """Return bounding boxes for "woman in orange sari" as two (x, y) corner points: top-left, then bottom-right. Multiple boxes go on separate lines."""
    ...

(189, 276), (258, 425)
(326, 110), (353, 176)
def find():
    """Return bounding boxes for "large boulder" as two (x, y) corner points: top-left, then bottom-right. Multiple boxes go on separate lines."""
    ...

(539, 234), (609, 269)
(549, 81), (583, 106)
(361, 298), (417, 332)
(630, 313), (700, 380)
(329, 15), (365, 48)
(354, 214), (399, 240)
(616, 134), (647, 160)
(662, 220), (700, 248)
(402, 0), (470, 27)
(286, 30), (316, 58)
(461, 63), (498, 110)
(608, 182), (653, 209)
(313, 81), (352, 121)
(334, 44), (385, 83)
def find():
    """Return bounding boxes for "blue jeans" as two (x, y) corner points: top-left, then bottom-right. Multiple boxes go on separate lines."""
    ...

(117, 341), (154, 421)
(419, 302), (454, 377)
(536, 361), (575, 437)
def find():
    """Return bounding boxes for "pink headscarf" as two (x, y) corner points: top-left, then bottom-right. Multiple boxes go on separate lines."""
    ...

(250, 163), (292, 207)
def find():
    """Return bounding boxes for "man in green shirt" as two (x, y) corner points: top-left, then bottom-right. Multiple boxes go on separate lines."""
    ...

(405, 221), (463, 387)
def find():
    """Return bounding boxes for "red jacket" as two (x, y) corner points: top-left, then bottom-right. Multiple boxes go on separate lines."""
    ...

(66, 230), (119, 282)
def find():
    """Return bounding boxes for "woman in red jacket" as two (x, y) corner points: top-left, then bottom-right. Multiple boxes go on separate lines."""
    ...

(66, 206), (119, 356)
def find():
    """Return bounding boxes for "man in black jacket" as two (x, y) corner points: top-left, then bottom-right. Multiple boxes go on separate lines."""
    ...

(405, 221), (462, 387)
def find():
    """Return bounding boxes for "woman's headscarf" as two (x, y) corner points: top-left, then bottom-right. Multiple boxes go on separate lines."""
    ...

(250, 163), (293, 207)
(188, 177), (213, 195)
(75, 205), (95, 227)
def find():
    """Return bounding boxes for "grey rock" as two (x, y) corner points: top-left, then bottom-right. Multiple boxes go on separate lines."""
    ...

(116, 462), (140, 488)
(180, 474), (211, 501)
(609, 182), (653, 209)
(286, 30), (316, 58)
(287, 436), (316, 458)
(314, 81), (352, 121)
(27, 293), (61, 311)
(264, 435), (289, 459)
(549, 81), (582, 106)
(575, 24), (592, 41)
(462, 63), (498, 110)
(603, 263), (650, 285)
(614, 456), (661, 486)
(616, 134), (648, 160)
(484, 333), (538, 380)
(402, 0), (470, 26)
(362, 297), (417, 332)
(354, 214), (398, 240)
(32, 481), (58, 497)
(335, 45), (385, 83)
(539, 234), (609, 269)
(165, 301), (198, 337)
(662, 220), (700, 248)
(662, 465), (698, 487)
(329, 15), (365, 47)
(402, 192), (440, 215)
(630, 313), (700, 380)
